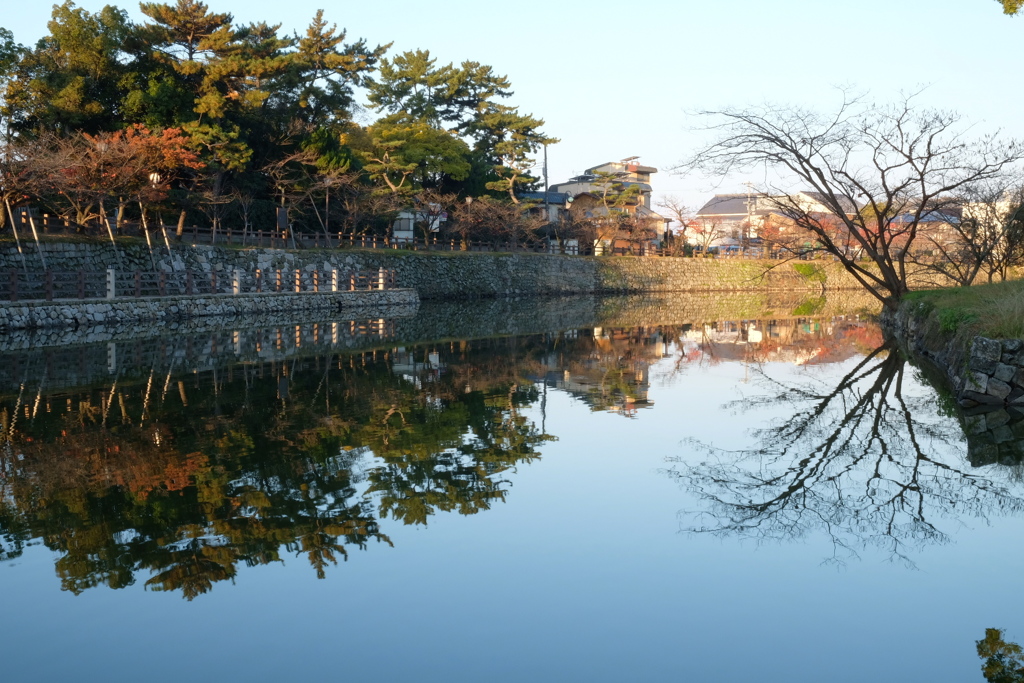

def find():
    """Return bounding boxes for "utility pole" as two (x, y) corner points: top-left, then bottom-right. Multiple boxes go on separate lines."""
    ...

(543, 144), (552, 245)
(743, 181), (756, 249)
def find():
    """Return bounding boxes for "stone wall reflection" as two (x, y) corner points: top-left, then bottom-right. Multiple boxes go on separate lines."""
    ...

(0, 309), (941, 598)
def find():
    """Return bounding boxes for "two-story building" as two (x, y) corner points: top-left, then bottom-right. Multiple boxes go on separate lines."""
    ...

(545, 158), (671, 248)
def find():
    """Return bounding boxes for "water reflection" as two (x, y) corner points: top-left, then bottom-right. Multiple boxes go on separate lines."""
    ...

(2, 308), (1022, 600)
(0, 342), (554, 598)
(977, 629), (1024, 682)
(669, 342), (1024, 566)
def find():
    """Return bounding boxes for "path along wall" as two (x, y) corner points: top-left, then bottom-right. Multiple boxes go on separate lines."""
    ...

(0, 241), (932, 300)
(0, 288), (418, 332)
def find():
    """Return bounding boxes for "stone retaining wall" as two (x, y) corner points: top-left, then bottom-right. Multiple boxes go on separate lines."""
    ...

(0, 241), (885, 300)
(0, 288), (419, 331)
(883, 304), (1024, 465)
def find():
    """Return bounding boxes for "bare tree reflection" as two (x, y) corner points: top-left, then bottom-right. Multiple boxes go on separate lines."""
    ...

(668, 343), (1024, 566)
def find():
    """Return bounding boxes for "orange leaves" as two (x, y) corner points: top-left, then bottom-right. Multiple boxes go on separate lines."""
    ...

(83, 124), (204, 174)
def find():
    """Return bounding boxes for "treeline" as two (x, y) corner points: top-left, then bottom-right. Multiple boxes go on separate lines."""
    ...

(0, 0), (558, 243)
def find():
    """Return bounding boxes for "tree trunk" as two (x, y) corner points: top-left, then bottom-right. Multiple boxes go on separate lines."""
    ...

(99, 198), (122, 268)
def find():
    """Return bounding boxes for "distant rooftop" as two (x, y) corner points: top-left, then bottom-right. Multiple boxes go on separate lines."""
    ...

(520, 191), (571, 204)
(697, 191), (860, 216)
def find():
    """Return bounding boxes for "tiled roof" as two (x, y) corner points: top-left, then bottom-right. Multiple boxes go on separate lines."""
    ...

(521, 191), (570, 204)
(697, 191), (861, 216)
(696, 194), (755, 216)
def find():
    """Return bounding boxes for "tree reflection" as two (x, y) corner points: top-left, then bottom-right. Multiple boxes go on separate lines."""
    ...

(669, 343), (1024, 566)
(0, 338), (555, 598)
(0, 319), (929, 597)
(978, 629), (1024, 683)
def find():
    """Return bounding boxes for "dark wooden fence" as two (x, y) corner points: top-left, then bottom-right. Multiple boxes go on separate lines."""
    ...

(4, 214), (803, 259)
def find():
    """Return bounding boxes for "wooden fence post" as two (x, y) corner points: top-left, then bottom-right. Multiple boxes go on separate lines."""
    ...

(106, 268), (116, 300)
(134, 271), (141, 298)
(77, 271), (85, 299)
(45, 271), (53, 301)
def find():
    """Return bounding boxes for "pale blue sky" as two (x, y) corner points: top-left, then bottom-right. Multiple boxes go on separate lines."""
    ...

(4, 0), (1021, 210)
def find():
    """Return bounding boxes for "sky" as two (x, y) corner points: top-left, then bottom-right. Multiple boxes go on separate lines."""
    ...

(3, 0), (1021, 212)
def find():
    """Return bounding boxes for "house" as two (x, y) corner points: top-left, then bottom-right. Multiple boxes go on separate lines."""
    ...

(549, 158), (659, 210)
(392, 204), (448, 244)
(694, 191), (860, 250)
(519, 191), (573, 224)
(547, 157), (671, 248)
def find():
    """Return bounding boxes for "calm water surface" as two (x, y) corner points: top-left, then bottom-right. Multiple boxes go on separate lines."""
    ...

(1, 297), (1021, 682)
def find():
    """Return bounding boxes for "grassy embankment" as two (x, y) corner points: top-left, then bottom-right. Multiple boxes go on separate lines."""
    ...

(904, 280), (1024, 341)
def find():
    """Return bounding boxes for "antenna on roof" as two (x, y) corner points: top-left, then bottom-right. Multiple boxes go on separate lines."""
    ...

(621, 156), (639, 162)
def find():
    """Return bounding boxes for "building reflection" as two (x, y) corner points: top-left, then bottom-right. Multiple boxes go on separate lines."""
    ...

(0, 315), (1014, 596)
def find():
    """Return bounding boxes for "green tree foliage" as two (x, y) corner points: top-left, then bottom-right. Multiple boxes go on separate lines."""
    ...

(0, 28), (25, 136)
(477, 105), (557, 203)
(361, 117), (471, 194)
(998, 0), (1023, 15)
(367, 50), (511, 132)
(286, 10), (388, 128)
(0, 2), (554, 240)
(4, 2), (135, 134)
(366, 49), (551, 198)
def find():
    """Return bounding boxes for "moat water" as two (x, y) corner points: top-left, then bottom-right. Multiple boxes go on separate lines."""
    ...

(1, 296), (1020, 682)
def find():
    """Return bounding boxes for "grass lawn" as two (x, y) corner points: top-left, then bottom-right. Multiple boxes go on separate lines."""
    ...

(904, 280), (1024, 340)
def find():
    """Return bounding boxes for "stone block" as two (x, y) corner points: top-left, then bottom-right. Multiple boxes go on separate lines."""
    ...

(964, 371), (989, 394)
(993, 425), (1016, 443)
(970, 337), (1002, 373)
(962, 390), (1004, 405)
(963, 413), (987, 434)
(970, 442), (999, 468)
(994, 363), (1017, 383)
(1004, 339), (1024, 353)
(988, 378), (1013, 400)
(986, 409), (1011, 429)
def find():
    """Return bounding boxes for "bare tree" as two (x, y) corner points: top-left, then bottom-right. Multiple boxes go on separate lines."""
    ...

(262, 149), (319, 242)
(668, 343), (1024, 566)
(657, 194), (693, 254)
(307, 170), (362, 241)
(682, 93), (1024, 308)
(689, 216), (730, 254)
(964, 181), (1024, 283)
(232, 187), (258, 244)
